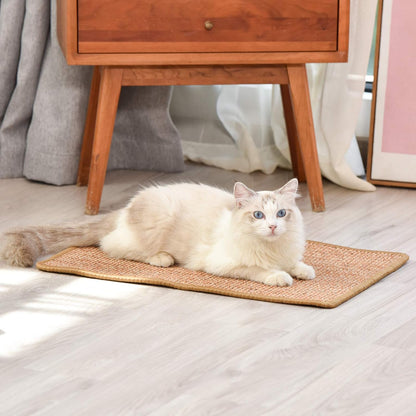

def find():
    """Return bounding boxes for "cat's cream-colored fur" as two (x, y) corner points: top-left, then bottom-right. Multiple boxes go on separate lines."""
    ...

(1, 179), (314, 286)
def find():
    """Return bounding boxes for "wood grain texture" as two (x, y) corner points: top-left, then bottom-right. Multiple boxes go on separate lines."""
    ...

(287, 64), (324, 211)
(86, 67), (122, 215)
(63, 50), (350, 67)
(57, 0), (349, 65)
(78, 41), (338, 55)
(280, 84), (306, 182)
(77, 66), (101, 187)
(78, 0), (338, 54)
(1, 164), (416, 414)
(337, 0), (351, 57)
(56, 0), (72, 59)
(122, 65), (289, 86)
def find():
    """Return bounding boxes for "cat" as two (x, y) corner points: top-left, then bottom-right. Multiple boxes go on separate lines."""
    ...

(0, 179), (315, 287)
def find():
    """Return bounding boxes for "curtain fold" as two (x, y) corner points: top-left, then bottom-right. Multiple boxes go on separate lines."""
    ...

(170, 0), (377, 191)
(0, 0), (184, 185)
(0, 0), (49, 178)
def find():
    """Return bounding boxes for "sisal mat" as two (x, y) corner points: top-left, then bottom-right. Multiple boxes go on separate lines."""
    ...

(36, 241), (409, 308)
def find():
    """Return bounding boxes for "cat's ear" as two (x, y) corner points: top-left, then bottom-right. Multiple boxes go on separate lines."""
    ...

(233, 182), (256, 208)
(275, 178), (299, 199)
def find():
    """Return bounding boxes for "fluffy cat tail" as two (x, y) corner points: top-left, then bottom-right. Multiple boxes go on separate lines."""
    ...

(0, 212), (118, 267)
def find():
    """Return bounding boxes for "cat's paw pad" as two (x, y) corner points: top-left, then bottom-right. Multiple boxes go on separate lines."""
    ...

(147, 252), (175, 267)
(291, 262), (315, 280)
(263, 271), (293, 287)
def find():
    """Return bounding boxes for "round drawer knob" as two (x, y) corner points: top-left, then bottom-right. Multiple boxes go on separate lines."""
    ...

(204, 20), (214, 31)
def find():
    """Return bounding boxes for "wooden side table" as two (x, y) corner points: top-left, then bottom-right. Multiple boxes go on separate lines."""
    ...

(57, 0), (350, 214)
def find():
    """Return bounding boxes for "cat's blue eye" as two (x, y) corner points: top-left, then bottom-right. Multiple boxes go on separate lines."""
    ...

(277, 209), (286, 218)
(253, 211), (264, 219)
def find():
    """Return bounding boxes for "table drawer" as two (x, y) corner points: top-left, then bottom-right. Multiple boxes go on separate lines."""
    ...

(78, 0), (339, 54)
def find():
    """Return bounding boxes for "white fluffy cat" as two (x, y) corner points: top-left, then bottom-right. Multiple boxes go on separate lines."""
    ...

(1, 179), (315, 286)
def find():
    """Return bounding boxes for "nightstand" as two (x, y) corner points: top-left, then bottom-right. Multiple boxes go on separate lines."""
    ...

(57, 0), (349, 214)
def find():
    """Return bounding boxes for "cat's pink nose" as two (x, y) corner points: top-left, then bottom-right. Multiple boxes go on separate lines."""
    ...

(269, 225), (277, 234)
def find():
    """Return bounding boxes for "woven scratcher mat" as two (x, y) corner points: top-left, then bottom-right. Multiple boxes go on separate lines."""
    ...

(36, 241), (408, 308)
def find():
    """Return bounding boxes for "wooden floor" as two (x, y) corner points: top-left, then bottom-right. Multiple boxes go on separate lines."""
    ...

(0, 163), (415, 415)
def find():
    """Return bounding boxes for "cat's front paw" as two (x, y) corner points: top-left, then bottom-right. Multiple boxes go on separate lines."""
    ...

(291, 262), (315, 280)
(147, 252), (175, 267)
(263, 271), (293, 287)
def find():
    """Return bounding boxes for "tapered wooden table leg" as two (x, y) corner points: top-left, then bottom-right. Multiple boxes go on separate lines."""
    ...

(85, 67), (123, 215)
(287, 64), (325, 212)
(280, 84), (306, 183)
(77, 66), (101, 186)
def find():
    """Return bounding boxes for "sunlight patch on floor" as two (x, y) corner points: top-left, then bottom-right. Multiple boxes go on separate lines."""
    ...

(0, 267), (39, 286)
(0, 274), (143, 358)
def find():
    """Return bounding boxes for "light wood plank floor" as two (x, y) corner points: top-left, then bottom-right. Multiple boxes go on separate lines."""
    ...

(0, 163), (415, 415)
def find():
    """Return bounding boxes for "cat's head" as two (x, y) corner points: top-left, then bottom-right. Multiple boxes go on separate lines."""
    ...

(232, 179), (302, 241)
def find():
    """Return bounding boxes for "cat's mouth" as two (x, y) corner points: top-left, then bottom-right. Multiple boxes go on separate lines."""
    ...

(265, 231), (281, 240)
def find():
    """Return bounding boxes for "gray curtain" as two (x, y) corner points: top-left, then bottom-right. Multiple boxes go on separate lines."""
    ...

(0, 0), (184, 185)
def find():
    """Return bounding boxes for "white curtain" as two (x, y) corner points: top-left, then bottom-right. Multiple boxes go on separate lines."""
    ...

(170, 0), (377, 192)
